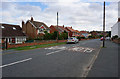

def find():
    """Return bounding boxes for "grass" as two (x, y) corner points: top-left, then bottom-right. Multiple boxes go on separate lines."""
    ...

(8, 42), (66, 50)
(101, 46), (107, 48)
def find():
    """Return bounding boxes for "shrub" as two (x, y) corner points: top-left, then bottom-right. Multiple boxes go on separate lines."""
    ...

(88, 36), (92, 39)
(81, 37), (85, 39)
(77, 37), (81, 40)
(112, 35), (118, 39)
(58, 32), (68, 40)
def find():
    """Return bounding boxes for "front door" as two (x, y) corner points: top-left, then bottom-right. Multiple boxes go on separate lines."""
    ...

(12, 38), (15, 43)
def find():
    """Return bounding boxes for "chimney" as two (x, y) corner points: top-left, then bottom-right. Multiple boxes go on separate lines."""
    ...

(118, 18), (120, 22)
(31, 16), (33, 21)
(63, 25), (64, 28)
(22, 20), (24, 26)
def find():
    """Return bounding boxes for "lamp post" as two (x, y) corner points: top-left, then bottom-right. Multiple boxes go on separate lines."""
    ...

(103, 1), (105, 47)
(57, 12), (58, 42)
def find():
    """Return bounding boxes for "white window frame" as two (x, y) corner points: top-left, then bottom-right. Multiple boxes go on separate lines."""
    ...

(1, 26), (5, 29)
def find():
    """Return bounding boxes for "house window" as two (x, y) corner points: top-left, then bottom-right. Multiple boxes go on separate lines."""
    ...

(38, 28), (45, 33)
(13, 27), (16, 30)
(16, 37), (26, 44)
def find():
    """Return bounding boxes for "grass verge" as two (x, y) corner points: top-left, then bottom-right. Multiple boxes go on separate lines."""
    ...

(8, 42), (66, 50)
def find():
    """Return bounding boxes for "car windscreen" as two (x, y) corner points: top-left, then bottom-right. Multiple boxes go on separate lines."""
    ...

(68, 38), (73, 39)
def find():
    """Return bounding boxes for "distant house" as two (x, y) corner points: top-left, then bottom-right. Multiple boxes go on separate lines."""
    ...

(65, 26), (78, 37)
(75, 30), (81, 37)
(80, 31), (89, 38)
(0, 23), (26, 49)
(22, 17), (50, 39)
(111, 18), (120, 38)
(50, 25), (69, 34)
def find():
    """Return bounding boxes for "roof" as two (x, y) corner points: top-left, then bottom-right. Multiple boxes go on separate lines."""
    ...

(80, 31), (88, 33)
(29, 20), (50, 30)
(0, 23), (26, 38)
(50, 25), (69, 33)
(75, 30), (81, 33)
(73, 35), (80, 36)
(58, 26), (69, 32)
(52, 25), (63, 33)
(81, 35), (85, 37)
(66, 27), (76, 32)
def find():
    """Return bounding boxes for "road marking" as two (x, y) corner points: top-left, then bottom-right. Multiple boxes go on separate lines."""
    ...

(46, 50), (64, 55)
(84, 48), (93, 53)
(82, 42), (102, 77)
(68, 46), (94, 53)
(45, 46), (66, 50)
(0, 58), (32, 68)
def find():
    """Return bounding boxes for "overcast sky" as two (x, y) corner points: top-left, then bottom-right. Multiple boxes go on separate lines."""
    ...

(0, 0), (119, 31)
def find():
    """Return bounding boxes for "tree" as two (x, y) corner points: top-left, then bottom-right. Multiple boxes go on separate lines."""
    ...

(44, 31), (52, 40)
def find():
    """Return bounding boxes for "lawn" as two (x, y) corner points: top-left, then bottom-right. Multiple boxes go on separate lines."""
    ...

(9, 42), (66, 50)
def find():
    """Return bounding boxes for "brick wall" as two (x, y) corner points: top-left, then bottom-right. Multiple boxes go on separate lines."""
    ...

(112, 39), (120, 44)
(7, 40), (67, 48)
(50, 26), (58, 33)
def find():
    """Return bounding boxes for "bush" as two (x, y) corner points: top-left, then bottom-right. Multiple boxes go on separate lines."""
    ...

(44, 32), (52, 40)
(58, 32), (68, 40)
(77, 37), (81, 40)
(88, 36), (92, 39)
(99, 35), (104, 38)
(81, 37), (85, 39)
(112, 35), (118, 39)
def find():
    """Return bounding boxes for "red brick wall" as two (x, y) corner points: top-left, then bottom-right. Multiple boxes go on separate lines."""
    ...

(113, 39), (120, 44)
(7, 40), (67, 48)
(50, 26), (58, 33)
(65, 27), (73, 37)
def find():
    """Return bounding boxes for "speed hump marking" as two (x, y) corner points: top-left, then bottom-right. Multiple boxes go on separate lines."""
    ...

(68, 46), (94, 53)
(45, 46), (95, 53)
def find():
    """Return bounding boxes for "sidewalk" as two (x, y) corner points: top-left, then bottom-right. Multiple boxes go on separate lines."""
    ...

(87, 40), (118, 77)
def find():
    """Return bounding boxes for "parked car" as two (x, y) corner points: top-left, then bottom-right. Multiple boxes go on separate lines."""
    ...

(105, 37), (111, 40)
(67, 37), (79, 44)
(100, 37), (104, 41)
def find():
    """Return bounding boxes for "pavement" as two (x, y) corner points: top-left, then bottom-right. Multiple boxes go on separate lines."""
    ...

(87, 40), (119, 77)
(1, 39), (118, 78)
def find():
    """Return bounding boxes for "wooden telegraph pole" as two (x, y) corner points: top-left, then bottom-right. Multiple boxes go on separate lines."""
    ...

(57, 12), (58, 42)
(103, 1), (105, 47)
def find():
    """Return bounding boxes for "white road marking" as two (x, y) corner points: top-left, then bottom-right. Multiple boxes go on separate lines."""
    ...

(45, 46), (66, 50)
(46, 50), (64, 55)
(84, 48), (93, 53)
(0, 58), (32, 68)
(45, 46), (94, 53)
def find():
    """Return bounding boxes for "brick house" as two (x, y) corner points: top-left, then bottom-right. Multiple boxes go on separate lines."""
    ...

(22, 17), (50, 39)
(80, 31), (89, 38)
(75, 30), (81, 37)
(90, 31), (97, 37)
(65, 26), (77, 37)
(0, 23), (26, 49)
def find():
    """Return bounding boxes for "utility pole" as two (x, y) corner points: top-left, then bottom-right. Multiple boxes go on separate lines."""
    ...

(103, 1), (105, 47)
(57, 12), (58, 42)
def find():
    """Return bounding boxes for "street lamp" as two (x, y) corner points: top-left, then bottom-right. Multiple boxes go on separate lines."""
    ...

(103, 1), (105, 47)
(57, 12), (58, 42)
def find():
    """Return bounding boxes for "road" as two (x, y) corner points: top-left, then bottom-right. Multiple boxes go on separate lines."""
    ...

(2, 39), (102, 77)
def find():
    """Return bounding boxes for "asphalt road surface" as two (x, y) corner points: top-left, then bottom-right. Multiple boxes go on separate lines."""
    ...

(2, 39), (102, 77)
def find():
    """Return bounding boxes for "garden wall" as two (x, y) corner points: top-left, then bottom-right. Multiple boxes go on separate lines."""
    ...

(7, 40), (67, 49)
